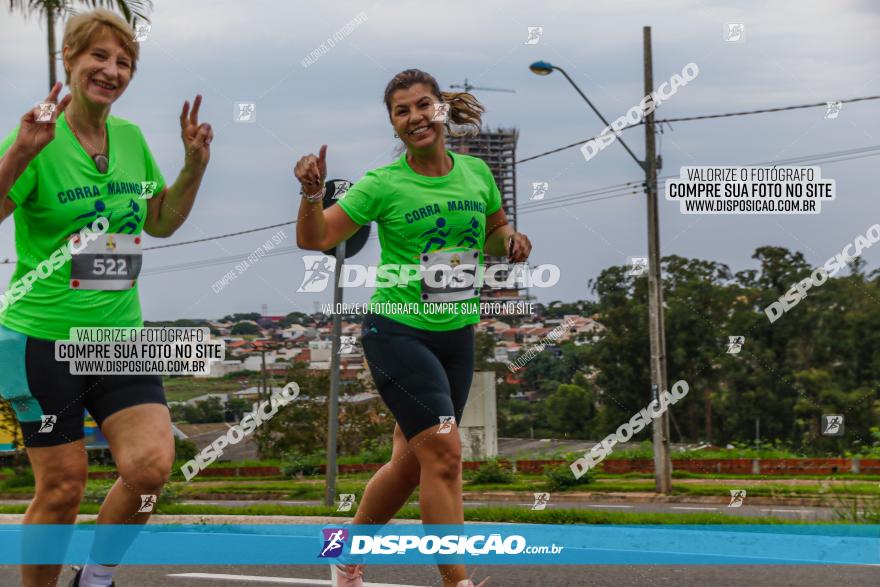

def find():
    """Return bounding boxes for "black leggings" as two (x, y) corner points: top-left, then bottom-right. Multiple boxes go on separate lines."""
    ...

(360, 313), (474, 440)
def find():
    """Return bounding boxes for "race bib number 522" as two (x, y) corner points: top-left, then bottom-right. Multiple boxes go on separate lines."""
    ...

(69, 233), (143, 290)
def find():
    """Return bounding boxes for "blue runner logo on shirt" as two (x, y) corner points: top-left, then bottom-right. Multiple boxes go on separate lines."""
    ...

(418, 216), (484, 254)
(319, 528), (349, 558)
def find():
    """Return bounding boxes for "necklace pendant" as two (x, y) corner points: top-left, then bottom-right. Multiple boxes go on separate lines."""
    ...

(93, 154), (109, 174)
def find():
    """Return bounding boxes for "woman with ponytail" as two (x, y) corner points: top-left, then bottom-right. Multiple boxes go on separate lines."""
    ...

(295, 69), (531, 587)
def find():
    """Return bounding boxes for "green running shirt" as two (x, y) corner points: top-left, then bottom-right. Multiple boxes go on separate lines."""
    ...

(337, 150), (502, 331)
(0, 113), (165, 340)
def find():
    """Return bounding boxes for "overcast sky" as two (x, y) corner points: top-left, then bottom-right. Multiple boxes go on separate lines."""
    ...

(1, 0), (878, 321)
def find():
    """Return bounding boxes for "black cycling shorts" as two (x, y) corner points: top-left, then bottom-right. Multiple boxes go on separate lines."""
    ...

(360, 313), (474, 440)
(0, 324), (167, 448)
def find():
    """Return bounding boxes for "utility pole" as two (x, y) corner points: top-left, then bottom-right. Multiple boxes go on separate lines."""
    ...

(643, 26), (672, 493)
(324, 239), (346, 506)
(260, 348), (267, 401)
(528, 31), (674, 493)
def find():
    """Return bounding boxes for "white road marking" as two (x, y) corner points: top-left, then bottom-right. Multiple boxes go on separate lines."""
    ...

(168, 573), (426, 586)
(671, 506), (719, 511)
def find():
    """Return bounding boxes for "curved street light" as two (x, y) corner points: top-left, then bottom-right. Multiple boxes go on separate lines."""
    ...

(528, 60), (644, 170)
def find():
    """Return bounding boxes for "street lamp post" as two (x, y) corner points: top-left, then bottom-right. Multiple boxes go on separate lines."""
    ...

(529, 60), (645, 171)
(529, 27), (673, 493)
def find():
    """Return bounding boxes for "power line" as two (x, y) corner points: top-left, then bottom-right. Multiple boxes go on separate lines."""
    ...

(518, 144), (880, 215)
(146, 140), (876, 272)
(655, 95), (880, 124)
(122, 141), (880, 276)
(746, 144), (880, 166)
(517, 144), (880, 213)
(141, 245), (300, 277)
(516, 95), (880, 164)
(518, 181), (642, 210)
(2, 144), (879, 268)
(143, 221), (293, 251)
(520, 190), (640, 215)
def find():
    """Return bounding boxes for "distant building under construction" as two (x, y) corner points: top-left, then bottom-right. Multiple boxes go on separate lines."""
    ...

(448, 127), (528, 305)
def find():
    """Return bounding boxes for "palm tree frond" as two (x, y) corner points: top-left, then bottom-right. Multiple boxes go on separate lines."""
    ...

(10, 1), (153, 23)
(79, 0), (152, 23)
(7, 0), (51, 19)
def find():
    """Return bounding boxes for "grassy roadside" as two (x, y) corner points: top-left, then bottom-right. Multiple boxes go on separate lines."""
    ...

(4, 476), (878, 500)
(8, 464), (878, 483)
(0, 503), (807, 525)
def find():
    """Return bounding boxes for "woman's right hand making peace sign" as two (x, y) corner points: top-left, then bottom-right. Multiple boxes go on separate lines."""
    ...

(294, 144), (327, 196)
(13, 82), (72, 161)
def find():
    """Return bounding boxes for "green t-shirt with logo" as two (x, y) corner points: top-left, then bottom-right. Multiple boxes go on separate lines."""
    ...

(0, 113), (165, 340)
(337, 150), (502, 331)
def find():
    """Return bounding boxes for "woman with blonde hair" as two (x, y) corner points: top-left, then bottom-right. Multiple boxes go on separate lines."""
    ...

(295, 68), (532, 587)
(0, 9), (212, 587)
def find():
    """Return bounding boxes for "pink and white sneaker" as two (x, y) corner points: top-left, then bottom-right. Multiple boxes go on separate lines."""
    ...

(331, 563), (364, 587)
(457, 577), (490, 587)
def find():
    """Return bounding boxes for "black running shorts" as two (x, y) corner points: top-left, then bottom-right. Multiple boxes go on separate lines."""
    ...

(0, 324), (167, 448)
(360, 313), (474, 440)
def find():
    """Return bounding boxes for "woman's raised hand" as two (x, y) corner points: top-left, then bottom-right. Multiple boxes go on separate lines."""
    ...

(294, 144), (327, 196)
(13, 82), (72, 160)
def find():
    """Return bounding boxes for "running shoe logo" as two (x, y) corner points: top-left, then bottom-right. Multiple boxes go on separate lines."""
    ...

(338, 336), (357, 355)
(822, 415), (844, 436)
(728, 489), (746, 508)
(319, 528), (349, 558)
(332, 180), (352, 200)
(139, 181), (158, 200)
(38, 414), (57, 433)
(298, 255), (336, 293)
(437, 416), (455, 434)
(138, 494), (157, 513)
(726, 336), (745, 354)
(532, 492), (550, 510)
(337, 494), (356, 512)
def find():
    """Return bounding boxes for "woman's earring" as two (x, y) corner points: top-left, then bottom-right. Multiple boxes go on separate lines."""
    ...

(393, 132), (399, 138)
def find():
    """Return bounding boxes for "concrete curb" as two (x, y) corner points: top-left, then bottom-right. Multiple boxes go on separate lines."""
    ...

(179, 491), (845, 508)
(462, 490), (839, 507)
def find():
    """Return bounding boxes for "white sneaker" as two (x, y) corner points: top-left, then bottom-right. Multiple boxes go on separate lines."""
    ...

(457, 577), (490, 587)
(331, 563), (364, 587)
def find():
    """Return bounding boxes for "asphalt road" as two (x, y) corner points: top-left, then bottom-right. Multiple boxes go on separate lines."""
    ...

(1, 563), (878, 586)
(0, 497), (865, 585)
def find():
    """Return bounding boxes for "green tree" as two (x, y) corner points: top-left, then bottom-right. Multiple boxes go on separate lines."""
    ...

(231, 321), (260, 335)
(543, 383), (594, 438)
(281, 312), (309, 327)
(474, 331), (495, 371)
(223, 313), (262, 323)
(586, 264), (651, 433)
(542, 300), (598, 319)
(517, 342), (581, 394)
(170, 396), (225, 424)
(253, 364), (393, 460)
